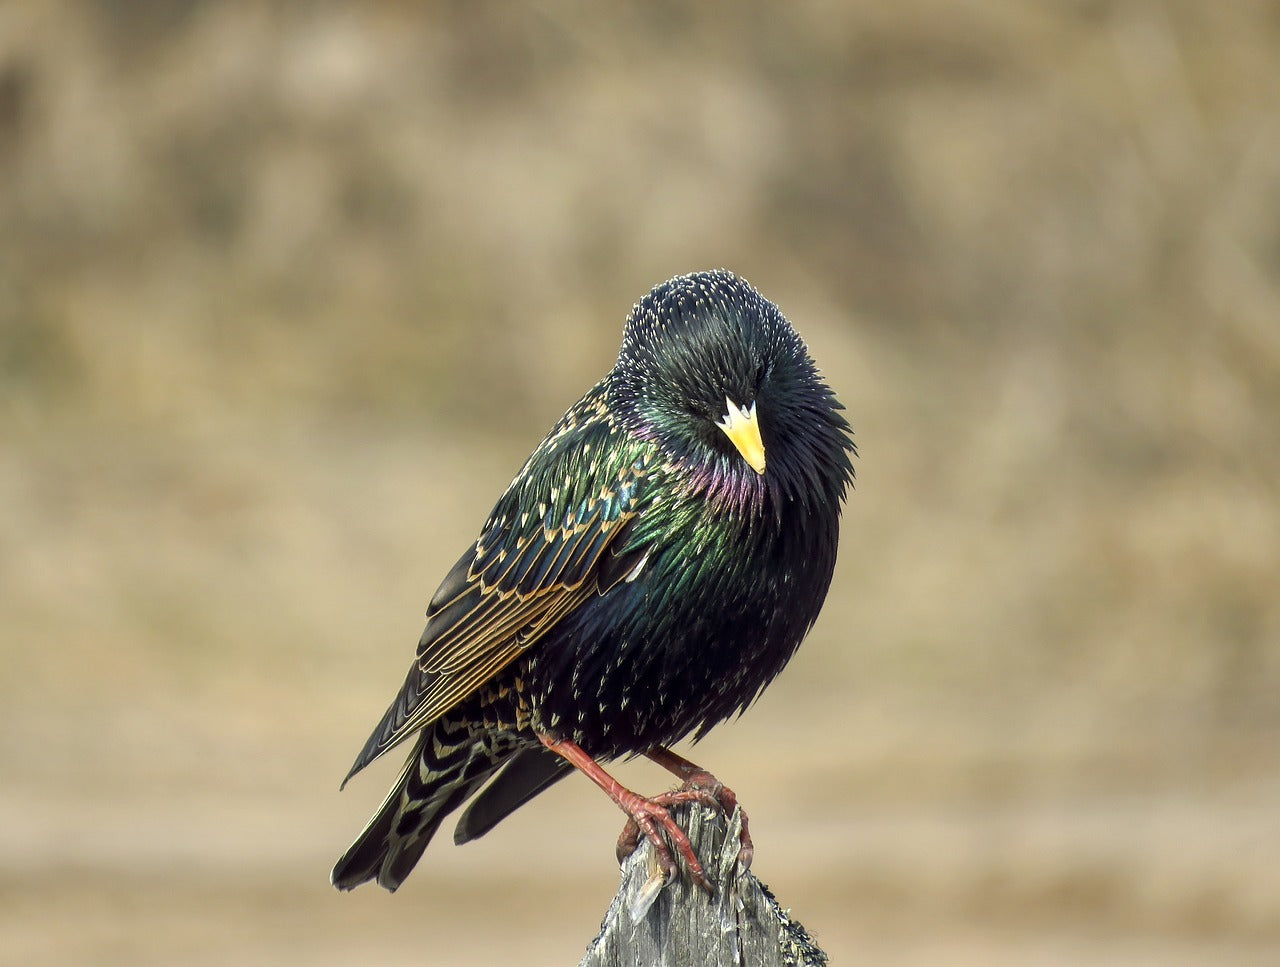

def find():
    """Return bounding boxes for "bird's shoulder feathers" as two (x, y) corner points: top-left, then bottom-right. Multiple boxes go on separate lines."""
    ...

(342, 383), (657, 784)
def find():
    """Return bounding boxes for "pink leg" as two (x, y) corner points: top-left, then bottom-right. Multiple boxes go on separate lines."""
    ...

(537, 734), (713, 893)
(632, 746), (754, 870)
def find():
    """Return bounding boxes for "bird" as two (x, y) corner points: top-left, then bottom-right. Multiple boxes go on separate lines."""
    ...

(332, 269), (855, 894)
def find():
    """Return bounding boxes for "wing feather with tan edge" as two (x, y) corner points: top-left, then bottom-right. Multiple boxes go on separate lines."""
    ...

(342, 389), (654, 787)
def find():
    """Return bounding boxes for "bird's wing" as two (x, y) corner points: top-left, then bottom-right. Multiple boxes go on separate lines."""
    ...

(343, 394), (654, 786)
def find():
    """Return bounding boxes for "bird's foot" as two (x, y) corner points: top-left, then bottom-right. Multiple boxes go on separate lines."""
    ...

(535, 733), (715, 893)
(612, 787), (715, 894)
(644, 749), (754, 870)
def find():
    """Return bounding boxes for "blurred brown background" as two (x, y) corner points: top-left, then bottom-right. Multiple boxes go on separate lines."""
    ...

(3, 2), (1278, 964)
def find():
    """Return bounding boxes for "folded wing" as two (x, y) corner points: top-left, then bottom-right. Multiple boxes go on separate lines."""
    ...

(342, 397), (655, 786)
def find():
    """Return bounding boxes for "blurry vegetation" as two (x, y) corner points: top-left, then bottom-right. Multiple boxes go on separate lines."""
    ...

(1, 3), (1278, 965)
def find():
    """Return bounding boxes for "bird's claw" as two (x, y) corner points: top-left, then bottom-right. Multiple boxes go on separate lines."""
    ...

(614, 791), (714, 894)
(641, 750), (755, 872)
(681, 768), (754, 871)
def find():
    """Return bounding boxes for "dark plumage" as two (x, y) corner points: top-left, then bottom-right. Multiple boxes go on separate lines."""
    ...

(333, 269), (855, 893)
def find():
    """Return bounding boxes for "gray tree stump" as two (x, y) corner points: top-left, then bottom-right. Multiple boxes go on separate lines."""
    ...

(579, 805), (829, 967)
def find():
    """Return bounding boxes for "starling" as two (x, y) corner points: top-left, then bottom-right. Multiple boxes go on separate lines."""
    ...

(332, 269), (855, 893)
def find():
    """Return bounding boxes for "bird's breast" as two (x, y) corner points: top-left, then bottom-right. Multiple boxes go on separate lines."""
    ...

(524, 492), (840, 758)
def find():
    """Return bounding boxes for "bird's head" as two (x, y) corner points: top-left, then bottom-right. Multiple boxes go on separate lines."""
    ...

(610, 270), (854, 514)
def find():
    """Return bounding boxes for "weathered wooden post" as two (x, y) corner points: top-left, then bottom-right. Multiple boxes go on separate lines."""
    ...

(580, 805), (829, 967)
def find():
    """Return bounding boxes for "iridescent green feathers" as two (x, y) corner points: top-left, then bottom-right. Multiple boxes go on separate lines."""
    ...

(342, 384), (654, 786)
(612, 270), (854, 518)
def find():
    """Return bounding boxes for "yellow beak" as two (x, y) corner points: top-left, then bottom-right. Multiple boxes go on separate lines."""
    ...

(716, 397), (767, 475)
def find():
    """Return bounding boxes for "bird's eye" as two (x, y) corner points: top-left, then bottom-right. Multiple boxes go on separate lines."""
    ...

(753, 360), (771, 394)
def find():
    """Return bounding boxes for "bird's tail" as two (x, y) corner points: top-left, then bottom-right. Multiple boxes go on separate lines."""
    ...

(331, 717), (508, 892)
(452, 746), (575, 845)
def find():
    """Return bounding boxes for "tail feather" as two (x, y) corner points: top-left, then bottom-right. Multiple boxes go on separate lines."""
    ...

(453, 747), (575, 845)
(332, 721), (508, 892)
